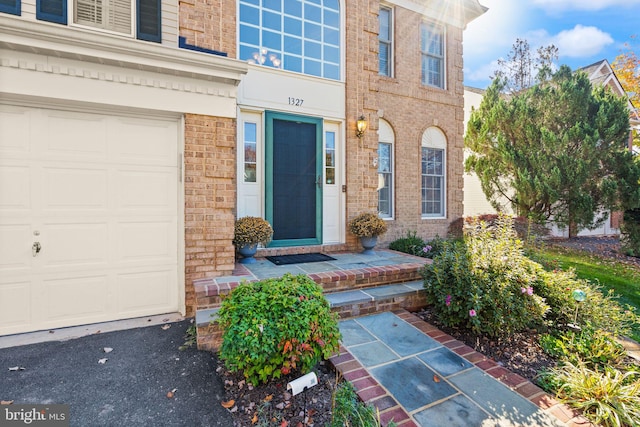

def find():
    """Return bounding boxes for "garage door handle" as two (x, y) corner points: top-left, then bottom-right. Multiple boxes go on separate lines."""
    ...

(32, 242), (41, 257)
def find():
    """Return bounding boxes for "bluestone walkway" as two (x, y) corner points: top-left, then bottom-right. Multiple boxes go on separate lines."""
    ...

(331, 311), (592, 427)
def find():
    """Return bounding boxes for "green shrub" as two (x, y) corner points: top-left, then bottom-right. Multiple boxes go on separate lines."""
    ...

(540, 362), (640, 427)
(534, 269), (635, 337)
(621, 208), (640, 256)
(422, 215), (549, 336)
(539, 327), (626, 370)
(389, 230), (425, 255)
(329, 382), (396, 427)
(388, 231), (445, 259)
(217, 274), (341, 385)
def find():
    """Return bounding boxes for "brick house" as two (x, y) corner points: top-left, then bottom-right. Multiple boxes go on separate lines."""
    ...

(0, 0), (486, 336)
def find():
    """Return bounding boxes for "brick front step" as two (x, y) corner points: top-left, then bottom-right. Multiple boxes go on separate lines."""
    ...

(196, 280), (428, 351)
(194, 261), (425, 309)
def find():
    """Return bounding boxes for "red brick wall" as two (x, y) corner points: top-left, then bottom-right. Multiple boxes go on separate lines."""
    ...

(345, 3), (466, 246)
(184, 114), (237, 316)
(178, 0), (236, 56)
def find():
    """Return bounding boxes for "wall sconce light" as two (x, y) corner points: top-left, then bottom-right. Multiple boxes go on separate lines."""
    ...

(356, 115), (367, 138)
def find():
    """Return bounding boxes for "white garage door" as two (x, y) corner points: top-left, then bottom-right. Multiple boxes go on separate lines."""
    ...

(0, 105), (180, 336)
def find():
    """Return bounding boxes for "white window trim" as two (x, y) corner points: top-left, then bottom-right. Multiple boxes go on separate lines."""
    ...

(379, 4), (393, 78)
(378, 119), (394, 219)
(420, 20), (446, 90)
(421, 127), (446, 219)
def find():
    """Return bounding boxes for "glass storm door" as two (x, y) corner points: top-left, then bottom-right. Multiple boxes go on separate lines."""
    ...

(265, 112), (323, 246)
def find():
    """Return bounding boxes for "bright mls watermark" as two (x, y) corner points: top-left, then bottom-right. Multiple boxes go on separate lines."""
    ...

(1, 405), (69, 426)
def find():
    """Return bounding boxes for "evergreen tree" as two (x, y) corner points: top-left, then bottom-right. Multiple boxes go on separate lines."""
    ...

(466, 65), (640, 237)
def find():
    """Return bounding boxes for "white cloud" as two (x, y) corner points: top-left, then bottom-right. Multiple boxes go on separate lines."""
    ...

(532, 0), (640, 12)
(552, 25), (614, 58)
(464, 60), (501, 85)
(464, 0), (527, 57)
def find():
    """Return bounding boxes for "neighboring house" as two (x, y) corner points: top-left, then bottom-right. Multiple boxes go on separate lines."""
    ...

(463, 59), (640, 237)
(0, 0), (486, 336)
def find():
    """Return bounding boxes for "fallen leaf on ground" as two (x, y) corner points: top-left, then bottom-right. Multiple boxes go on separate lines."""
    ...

(263, 394), (273, 402)
(280, 420), (288, 427)
(221, 400), (235, 409)
(1, 401), (14, 405)
(161, 324), (171, 330)
(98, 358), (108, 364)
(8, 367), (25, 371)
(251, 413), (258, 424)
(166, 390), (175, 399)
(103, 347), (113, 353)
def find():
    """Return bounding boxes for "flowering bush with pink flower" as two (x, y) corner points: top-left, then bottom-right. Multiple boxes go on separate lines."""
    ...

(422, 214), (549, 336)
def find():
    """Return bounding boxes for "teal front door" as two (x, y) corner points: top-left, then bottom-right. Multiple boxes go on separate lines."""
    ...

(265, 112), (323, 246)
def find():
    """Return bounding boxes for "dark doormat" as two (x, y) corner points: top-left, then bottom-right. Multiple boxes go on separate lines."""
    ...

(266, 253), (336, 265)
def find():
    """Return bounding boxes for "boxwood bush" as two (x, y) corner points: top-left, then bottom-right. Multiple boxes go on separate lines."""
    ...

(217, 274), (341, 385)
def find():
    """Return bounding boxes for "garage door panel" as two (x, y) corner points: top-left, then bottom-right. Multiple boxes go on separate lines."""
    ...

(118, 270), (174, 312)
(118, 221), (176, 263)
(116, 169), (175, 211)
(42, 223), (109, 268)
(43, 111), (107, 161)
(0, 106), (31, 154)
(112, 117), (177, 165)
(43, 167), (108, 211)
(43, 275), (109, 321)
(0, 165), (31, 212)
(0, 225), (32, 271)
(0, 105), (180, 335)
(0, 281), (31, 329)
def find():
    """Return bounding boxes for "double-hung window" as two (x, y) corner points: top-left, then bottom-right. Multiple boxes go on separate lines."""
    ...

(378, 6), (392, 77)
(378, 119), (394, 218)
(421, 127), (446, 217)
(420, 21), (444, 88)
(29, 0), (161, 42)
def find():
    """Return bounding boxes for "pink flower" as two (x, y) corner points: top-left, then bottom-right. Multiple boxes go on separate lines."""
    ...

(527, 287), (534, 296)
(423, 245), (433, 253)
(469, 309), (477, 317)
(521, 287), (527, 294)
(445, 295), (452, 306)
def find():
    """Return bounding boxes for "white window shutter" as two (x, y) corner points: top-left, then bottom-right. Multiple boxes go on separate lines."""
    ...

(75, 0), (131, 34)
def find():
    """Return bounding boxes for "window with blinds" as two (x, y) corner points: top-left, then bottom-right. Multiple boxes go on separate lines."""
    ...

(75, 0), (132, 35)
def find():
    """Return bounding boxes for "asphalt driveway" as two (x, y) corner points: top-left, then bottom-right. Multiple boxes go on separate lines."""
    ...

(0, 320), (233, 426)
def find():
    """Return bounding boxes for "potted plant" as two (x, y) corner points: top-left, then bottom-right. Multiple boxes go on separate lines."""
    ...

(233, 216), (274, 264)
(348, 212), (387, 255)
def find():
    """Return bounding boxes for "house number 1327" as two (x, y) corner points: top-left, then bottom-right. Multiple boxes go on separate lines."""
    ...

(288, 97), (304, 106)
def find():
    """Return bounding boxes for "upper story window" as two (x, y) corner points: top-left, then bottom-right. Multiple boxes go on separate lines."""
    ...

(75, 0), (131, 34)
(378, 119), (394, 218)
(420, 21), (444, 88)
(378, 6), (392, 77)
(5, 0), (162, 42)
(238, 0), (341, 80)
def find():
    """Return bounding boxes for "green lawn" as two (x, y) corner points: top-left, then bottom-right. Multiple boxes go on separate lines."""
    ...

(529, 245), (640, 342)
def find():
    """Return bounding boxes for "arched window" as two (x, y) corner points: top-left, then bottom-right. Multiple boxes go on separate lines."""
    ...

(378, 119), (394, 218)
(238, 0), (341, 80)
(421, 127), (446, 217)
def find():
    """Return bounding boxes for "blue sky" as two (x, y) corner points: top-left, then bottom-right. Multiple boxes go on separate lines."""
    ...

(463, 0), (639, 88)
